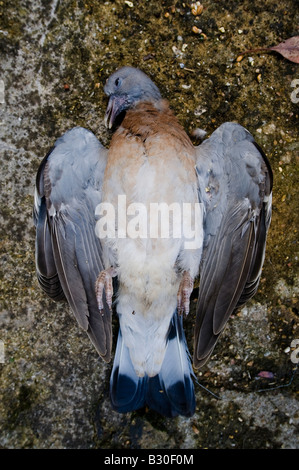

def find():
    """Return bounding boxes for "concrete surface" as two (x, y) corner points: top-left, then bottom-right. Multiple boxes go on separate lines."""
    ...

(0, 0), (298, 449)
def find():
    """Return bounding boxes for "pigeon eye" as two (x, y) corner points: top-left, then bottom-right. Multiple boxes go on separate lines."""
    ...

(115, 77), (121, 87)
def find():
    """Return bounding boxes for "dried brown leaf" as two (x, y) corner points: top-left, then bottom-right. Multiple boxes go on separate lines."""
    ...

(269, 36), (299, 64)
(240, 35), (299, 64)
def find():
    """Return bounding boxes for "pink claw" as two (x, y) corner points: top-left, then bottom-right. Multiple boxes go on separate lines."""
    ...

(177, 271), (194, 316)
(95, 267), (117, 313)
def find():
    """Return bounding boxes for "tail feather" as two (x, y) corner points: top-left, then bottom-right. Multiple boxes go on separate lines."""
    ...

(146, 313), (195, 417)
(110, 329), (147, 412)
(110, 311), (195, 417)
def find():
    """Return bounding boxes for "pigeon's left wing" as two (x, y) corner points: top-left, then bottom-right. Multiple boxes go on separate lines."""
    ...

(33, 127), (112, 361)
(194, 123), (273, 368)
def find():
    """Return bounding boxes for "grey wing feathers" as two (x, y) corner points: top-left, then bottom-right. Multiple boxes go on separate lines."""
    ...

(194, 122), (273, 368)
(34, 127), (112, 362)
(34, 150), (65, 301)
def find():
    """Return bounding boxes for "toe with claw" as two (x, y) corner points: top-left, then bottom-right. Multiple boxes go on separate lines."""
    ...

(95, 267), (117, 314)
(177, 271), (194, 316)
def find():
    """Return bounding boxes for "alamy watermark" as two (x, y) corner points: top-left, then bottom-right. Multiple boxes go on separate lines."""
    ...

(95, 195), (204, 249)
(0, 340), (4, 363)
(0, 79), (4, 104)
(290, 339), (299, 364)
(290, 79), (299, 104)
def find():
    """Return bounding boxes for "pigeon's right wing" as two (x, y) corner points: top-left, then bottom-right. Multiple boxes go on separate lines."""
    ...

(194, 123), (273, 368)
(33, 127), (112, 361)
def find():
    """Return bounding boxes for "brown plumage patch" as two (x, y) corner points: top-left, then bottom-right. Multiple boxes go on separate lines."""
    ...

(113, 100), (194, 153)
(105, 99), (197, 189)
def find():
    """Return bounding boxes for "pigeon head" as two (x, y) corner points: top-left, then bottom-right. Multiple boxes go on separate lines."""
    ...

(104, 66), (162, 129)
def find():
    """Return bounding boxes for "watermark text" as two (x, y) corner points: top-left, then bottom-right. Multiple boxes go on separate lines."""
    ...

(290, 79), (299, 104)
(95, 195), (204, 249)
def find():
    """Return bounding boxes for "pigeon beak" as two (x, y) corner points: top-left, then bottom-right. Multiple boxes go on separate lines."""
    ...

(104, 95), (129, 129)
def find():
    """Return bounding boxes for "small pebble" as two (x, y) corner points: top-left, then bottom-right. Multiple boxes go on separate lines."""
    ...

(257, 371), (274, 379)
(192, 26), (202, 34)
